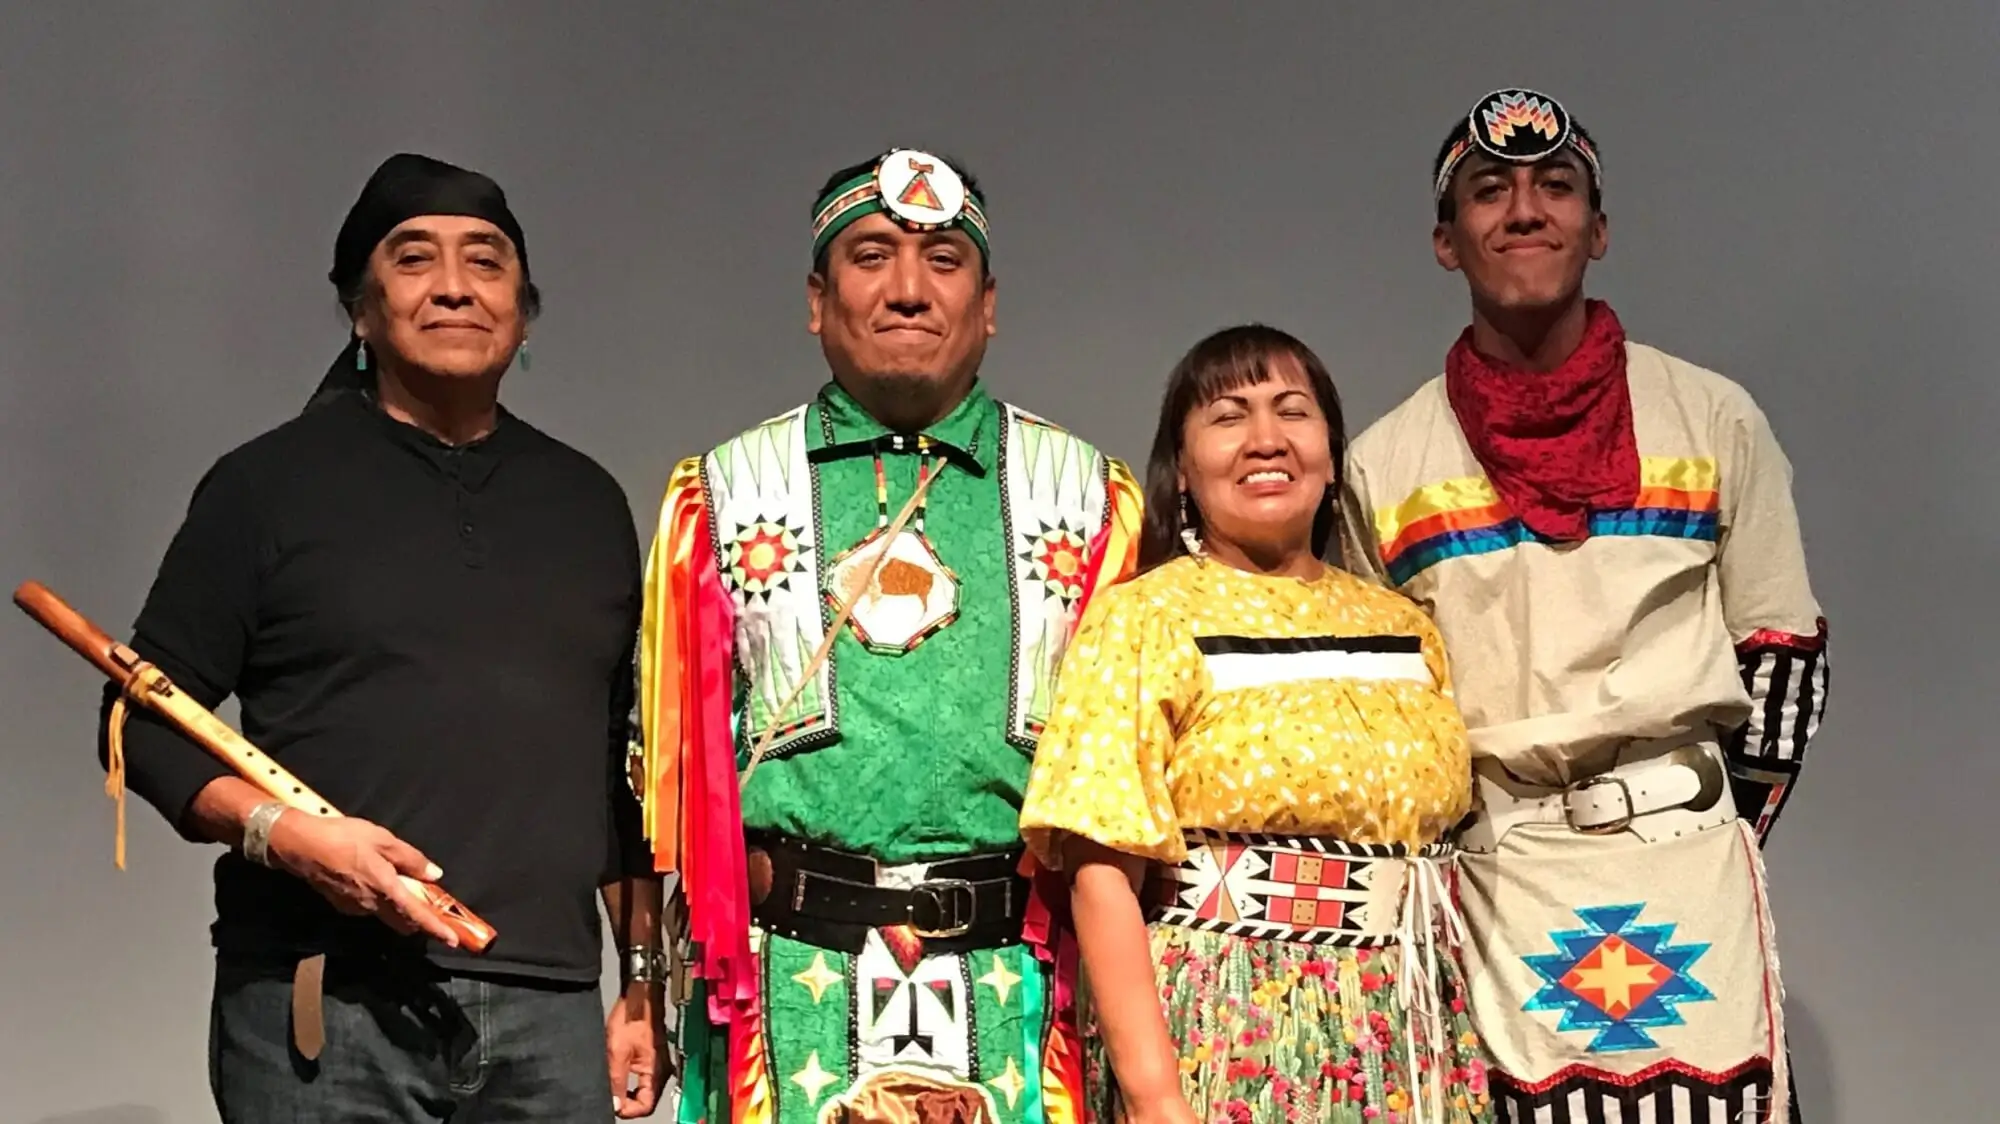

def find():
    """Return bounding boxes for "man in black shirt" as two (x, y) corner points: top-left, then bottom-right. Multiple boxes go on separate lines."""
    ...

(101, 153), (667, 1121)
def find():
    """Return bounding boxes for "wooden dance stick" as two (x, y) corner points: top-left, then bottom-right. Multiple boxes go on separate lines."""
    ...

(13, 580), (496, 953)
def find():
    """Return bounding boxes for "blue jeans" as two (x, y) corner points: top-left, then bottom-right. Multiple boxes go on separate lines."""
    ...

(208, 951), (611, 1123)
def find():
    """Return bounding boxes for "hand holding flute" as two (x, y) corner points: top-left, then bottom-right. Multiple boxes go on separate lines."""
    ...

(255, 808), (470, 948)
(13, 579), (496, 953)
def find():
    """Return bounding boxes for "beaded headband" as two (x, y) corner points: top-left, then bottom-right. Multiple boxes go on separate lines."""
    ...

(1433, 88), (1601, 204)
(812, 148), (989, 263)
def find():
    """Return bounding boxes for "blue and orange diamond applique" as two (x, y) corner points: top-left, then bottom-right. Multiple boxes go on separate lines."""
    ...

(1521, 903), (1716, 1053)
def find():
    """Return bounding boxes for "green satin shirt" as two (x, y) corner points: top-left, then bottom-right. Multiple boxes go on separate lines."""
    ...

(735, 381), (1029, 864)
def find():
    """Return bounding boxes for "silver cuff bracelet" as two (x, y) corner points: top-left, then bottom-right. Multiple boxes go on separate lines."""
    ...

(241, 801), (289, 868)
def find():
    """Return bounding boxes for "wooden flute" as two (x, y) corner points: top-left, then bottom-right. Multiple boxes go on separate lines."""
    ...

(13, 579), (496, 953)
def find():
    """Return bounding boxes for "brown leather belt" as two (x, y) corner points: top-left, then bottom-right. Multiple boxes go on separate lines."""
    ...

(291, 953), (326, 1060)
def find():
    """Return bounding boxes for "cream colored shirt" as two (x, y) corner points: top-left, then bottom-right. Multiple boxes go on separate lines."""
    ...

(1340, 342), (1824, 787)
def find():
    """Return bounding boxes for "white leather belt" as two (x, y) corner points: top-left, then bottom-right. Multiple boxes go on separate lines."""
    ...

(1457, 742), (1737, 852)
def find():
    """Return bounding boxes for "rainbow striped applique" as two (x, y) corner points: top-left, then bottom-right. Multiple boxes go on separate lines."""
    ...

(1376, 457), (1719, 587)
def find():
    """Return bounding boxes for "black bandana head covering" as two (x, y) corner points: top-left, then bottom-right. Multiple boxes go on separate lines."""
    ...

(305, 153), (533, 410)
(1431, 88), (1602, 217)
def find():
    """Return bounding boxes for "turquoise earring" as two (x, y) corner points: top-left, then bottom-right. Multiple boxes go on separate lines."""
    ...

(355, 340), (367, 371)
(519, 342), (532, 371)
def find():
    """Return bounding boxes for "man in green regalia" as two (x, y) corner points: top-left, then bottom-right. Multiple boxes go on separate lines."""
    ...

(634, 147), (1142, 1124)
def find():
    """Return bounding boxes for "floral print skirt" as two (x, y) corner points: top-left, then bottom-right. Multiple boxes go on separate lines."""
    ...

(1080, 923), (1493, 1124)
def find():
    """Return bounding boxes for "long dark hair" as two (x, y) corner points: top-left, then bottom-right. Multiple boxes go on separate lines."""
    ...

(1135, 324), (1348, 574)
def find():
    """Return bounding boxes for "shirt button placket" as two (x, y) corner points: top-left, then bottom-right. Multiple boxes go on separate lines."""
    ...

(452, 453), (486, 569)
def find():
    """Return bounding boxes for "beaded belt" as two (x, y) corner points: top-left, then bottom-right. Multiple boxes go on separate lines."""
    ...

(1147, 829), (1468, 1124)
(1143, 829), (1457, 947)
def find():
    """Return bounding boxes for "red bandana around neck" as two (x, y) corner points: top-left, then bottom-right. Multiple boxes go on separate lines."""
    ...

(1443, 299), (1639, 542)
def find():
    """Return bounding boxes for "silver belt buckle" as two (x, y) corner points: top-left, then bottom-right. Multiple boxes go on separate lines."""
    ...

(908, 878), (976, 939)
(1565, 774), (1635, 834)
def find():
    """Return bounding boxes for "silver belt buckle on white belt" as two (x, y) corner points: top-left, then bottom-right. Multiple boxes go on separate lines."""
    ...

(1563, 743), (1727, 833)
(1565, 773), (1638, 835)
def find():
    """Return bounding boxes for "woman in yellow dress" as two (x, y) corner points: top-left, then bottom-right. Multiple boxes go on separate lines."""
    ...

(1019, 325), (1491, 1124)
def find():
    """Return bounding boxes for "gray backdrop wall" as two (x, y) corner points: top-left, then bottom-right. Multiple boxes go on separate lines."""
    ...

(2, 4), (1991, 1121)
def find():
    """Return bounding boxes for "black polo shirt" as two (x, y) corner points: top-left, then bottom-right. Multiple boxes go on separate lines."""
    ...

(102, 390), (647, 983)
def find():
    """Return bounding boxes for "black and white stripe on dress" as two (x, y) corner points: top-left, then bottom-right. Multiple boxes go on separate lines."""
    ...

(1491, 1062), (1775, 1124)
(1193, 633), (1431, 692)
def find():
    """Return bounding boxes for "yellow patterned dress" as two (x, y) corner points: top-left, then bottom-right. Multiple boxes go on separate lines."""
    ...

(1020, 555), (1493, 1124)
